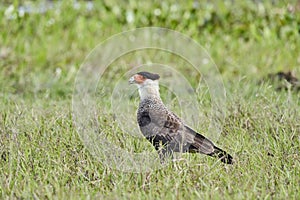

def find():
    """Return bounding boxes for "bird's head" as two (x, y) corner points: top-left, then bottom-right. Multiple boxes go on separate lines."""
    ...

(129, 71), (161, 99)
(129, 71), (160, 87)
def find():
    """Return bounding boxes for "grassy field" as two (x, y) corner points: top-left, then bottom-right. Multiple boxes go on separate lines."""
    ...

(1, 1), (300, 199)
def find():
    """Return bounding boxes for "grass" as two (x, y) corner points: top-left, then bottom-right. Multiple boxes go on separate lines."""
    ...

(1, 0), (300, 199)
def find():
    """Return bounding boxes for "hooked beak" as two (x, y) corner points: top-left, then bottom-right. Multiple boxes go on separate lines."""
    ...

(129, 76), (135, 84)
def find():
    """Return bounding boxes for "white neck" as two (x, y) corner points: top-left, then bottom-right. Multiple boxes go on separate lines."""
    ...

(138, 81), (160, 101)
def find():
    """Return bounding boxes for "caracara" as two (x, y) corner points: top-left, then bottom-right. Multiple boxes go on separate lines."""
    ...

(129, 71), (233, 164)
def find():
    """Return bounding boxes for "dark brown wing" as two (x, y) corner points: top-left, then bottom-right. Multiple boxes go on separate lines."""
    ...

(144, 110), (184, 152)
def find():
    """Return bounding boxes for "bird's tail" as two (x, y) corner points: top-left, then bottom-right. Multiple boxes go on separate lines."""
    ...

(185, 126), (233, 164)
(208, 146), (233, 164)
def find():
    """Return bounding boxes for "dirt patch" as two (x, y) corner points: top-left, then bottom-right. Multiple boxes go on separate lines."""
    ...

(264, 71), (300, 91)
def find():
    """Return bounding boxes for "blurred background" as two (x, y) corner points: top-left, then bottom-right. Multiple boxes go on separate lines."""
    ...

(1, 0), (299, 100)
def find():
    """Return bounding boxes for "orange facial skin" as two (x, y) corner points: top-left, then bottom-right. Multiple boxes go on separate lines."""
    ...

(134, 74), (146, 84)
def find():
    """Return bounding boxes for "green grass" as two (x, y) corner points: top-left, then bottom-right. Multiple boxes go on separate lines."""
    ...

(1, 1), (300, 199)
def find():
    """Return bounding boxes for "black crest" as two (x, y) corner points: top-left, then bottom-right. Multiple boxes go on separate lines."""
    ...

(137, 72), (160, 80)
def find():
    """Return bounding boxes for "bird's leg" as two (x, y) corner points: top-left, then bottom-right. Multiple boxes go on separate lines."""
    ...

(157, 145), (174, 164)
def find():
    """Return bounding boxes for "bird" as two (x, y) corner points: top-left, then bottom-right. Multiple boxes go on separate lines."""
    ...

(129, 71), (233, 164)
